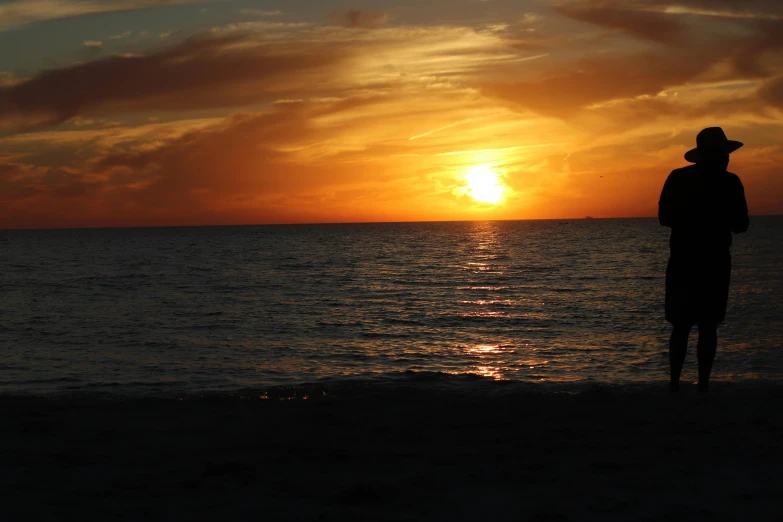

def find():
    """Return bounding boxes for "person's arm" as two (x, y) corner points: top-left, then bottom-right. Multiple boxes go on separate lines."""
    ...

(730, 175), (749, 234)
(658, 171), (678, 228)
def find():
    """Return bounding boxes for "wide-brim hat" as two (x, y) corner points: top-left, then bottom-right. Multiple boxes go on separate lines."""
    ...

(685, 127), (743, 163)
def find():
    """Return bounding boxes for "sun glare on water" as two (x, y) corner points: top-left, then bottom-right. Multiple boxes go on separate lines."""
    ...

(464, 165), (506, 204)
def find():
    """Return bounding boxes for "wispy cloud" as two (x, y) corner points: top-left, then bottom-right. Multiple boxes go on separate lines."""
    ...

(239, 8), (283, 17)
(0, 0), (208, 32)
(559, 0), (783, 20)
(651, 3), (783, 20)
(555, 2), (687, 45)
(0, 34), (348, 131)
(0, 72), (24, 87)
(329, 10), (390, 28)
(1, 22), (537, 132)
(520, 13), (542, 25)
(109, 30), (132, 40)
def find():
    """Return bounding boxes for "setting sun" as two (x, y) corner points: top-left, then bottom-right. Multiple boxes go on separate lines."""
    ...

(464, 166), (507, 205)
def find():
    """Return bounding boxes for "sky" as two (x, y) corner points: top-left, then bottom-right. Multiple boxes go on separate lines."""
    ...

(1, 0), (782, 229)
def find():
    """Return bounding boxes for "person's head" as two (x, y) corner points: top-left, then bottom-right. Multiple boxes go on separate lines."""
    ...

(684, 127), (742, 170)
(700, 153), (730, 171)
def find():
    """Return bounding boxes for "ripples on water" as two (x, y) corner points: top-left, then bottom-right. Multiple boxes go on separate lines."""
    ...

(1, 217), (780, 395)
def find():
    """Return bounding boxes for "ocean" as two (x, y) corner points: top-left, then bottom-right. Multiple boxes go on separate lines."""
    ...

(1, 217), (781, 396)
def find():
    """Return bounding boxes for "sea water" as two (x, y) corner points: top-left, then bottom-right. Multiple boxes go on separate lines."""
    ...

(1, 217), (781, 395)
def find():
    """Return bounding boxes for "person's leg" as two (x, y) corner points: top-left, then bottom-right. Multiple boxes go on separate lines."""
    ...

(669, 322), (692, 392)
(697, 321), (718, 392)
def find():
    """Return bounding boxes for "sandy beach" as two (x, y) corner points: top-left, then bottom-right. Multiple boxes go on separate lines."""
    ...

(2, 381), (781, 521)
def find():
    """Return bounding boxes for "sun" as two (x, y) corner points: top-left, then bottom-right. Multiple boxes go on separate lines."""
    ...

(464, 165), (506, 204)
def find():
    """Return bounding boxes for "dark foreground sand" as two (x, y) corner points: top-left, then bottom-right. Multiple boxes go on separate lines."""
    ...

(2, 381), (781, 521)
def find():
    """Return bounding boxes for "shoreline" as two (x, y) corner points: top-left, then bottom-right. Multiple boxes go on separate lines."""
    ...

(2, 384), (781, 521)
(3, 371), (781, 400)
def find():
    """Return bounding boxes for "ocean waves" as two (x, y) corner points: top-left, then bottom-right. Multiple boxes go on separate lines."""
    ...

(1, 218), (781, 395)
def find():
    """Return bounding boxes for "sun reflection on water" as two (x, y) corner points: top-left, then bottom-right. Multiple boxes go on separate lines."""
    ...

(461, 311), (504, 318)
(468, 344), (502, 355)
(465, 345), (506, 379)
(474, 366), (503, 379)
(458, 343), (560, 381)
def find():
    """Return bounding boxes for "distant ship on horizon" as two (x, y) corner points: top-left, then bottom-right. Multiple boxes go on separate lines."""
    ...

(585, 216), (594, 220)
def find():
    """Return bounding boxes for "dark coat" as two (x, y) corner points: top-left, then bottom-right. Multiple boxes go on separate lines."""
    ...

(658, 163), (749, 325)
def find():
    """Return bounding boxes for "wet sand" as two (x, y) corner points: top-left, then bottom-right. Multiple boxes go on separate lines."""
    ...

(2, 383), (781, 521)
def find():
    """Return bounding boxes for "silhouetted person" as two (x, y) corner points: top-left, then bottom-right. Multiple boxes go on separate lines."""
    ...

(659, 127), (749, 392)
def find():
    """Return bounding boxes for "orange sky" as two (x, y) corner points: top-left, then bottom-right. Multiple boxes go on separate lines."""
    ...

(1, 0), (782, 229)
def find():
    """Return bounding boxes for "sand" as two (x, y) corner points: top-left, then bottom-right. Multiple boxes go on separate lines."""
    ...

(2, 381), (781, 521)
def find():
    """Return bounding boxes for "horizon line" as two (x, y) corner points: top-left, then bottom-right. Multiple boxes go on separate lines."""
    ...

(2, 213), (781, 232)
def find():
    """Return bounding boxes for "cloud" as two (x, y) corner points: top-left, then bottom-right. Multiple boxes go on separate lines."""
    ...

(757, 75), (783, 108)
(488, 0), (783, 118)
(555, 0), (783, 54)
(0, 160), (94, 205)
(0, 101), (397, 227)
(109, 30), (132, 40)
(239, 9), (283, 17)
(641, 0), (783, 20)
(1, 23), (533, 132)
(0, 0), (207, 32)
(482, 49), (719, 117)
(726, 18), (783, 78)
(0, 33), (348, 131)
(83, 40), (103, 48)
(0, 159), (110, 229)
(214, 20), (311, 34)
(0, 72), (24, 88)
(520, 13), (542, 25)
(557, 0), (783, 22)
(555, 1), (687, 45)
(330, 10), (390, 28)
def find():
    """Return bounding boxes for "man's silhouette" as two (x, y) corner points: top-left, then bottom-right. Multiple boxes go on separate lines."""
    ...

(659, 127), (749, 392)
